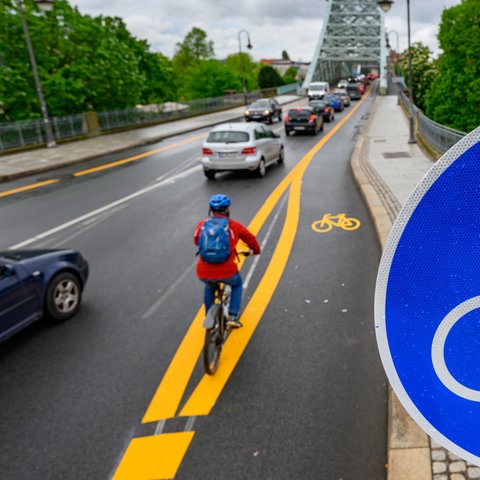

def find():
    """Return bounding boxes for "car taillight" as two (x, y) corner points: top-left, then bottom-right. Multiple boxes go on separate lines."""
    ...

(203, 147), (213, 155)
(309, 115), (316, 122)
(325, 107), (331, 112)
(284, 115), (290, 122)
(241, 147), (256, 155)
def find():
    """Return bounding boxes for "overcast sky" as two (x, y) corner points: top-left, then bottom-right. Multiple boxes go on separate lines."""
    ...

(70, 0), (460, 62)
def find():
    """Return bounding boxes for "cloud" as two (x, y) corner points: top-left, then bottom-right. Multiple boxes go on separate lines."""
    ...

(71, 0), (461, 61)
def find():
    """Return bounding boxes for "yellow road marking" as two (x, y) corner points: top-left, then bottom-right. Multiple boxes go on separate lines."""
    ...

(72, 134), (206, 177)
(112, 432), (195, 480)
(0, 179), (59, 198)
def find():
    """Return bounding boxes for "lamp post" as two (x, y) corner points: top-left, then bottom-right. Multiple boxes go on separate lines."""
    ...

(18, 0), (56, 148)
(377, 0), (416, 144)
(237, 29), (253, 106)
(388, 29), (399, 53)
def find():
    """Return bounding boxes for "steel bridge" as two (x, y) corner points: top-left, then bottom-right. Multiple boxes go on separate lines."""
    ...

(304, 0), (388, 92)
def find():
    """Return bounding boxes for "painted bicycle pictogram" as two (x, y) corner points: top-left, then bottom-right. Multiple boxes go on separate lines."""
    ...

(311, 213), (361, 233)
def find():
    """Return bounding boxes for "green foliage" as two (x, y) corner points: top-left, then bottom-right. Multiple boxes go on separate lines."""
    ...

(398, 42), (437, 112)
(281, 50), (289, 60)
(0, 0), (175, 121)
(173, 27), (214, 71)
(258, 65), (284, 89)
(425, 0), (480, 132)
(177, 59), (238, 100)
(224, 52), (258, 92)
(283, 66), (299, 85)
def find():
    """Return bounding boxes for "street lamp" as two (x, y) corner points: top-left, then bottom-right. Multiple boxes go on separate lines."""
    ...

(237, 29), (253, 106)
(377, 0), (416, 144)
(388, 29), (399, 53)
(18, 0), (57, 148)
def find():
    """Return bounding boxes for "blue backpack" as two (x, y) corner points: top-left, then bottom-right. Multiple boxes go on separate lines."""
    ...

(198, 216), (231, 264)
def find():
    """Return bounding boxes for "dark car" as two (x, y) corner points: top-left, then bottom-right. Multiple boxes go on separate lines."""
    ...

(244, 98), (282, 124)
(346, 83), (362, 100)
(0, 249), (89, 343)
(309, 100), (335, 122)
(284, 106), (324, 136)
(323, 94), (344, 112)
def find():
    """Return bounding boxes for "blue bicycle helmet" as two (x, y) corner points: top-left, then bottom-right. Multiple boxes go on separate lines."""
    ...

(209, 194), (231, 211)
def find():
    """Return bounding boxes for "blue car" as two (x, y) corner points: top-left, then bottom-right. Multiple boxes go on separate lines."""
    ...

(0, 249), (89, 343)
(323, 94), (344, 112)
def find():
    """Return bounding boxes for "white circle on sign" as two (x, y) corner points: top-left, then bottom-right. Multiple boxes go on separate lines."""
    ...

(432, 296), (480, 401)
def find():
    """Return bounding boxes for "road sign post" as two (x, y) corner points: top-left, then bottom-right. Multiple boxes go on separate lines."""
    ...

(375, 127), (480, 464)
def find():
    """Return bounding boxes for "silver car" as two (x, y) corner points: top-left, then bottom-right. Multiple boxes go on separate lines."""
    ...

(201, 122), (284, 179)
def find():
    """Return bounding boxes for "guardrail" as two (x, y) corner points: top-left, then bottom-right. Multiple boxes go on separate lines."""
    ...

(398, 90), (466, 156)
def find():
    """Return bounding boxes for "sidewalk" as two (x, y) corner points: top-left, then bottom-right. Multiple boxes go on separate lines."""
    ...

(1, 92), (466, 479)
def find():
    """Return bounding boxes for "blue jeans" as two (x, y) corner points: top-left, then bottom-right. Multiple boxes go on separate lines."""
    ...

(201, 272), (243, 317)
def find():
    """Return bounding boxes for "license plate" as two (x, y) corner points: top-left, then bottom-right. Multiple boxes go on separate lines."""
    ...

(216, 152), (237, 158)
(294, 126), (305, 130)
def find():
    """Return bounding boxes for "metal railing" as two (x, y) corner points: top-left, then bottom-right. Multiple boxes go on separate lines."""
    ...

(0, 92), (261, 153)
(398, 90), (466, 155)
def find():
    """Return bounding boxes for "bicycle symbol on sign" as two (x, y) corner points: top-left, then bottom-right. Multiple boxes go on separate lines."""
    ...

(311, 213), (361, 233)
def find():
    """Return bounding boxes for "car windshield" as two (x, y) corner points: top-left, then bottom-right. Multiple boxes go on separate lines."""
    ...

(250, 100), (269, 108)
(207, 130), (250, 143)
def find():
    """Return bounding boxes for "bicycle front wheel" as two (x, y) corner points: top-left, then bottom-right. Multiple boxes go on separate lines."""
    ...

(203, 310), (223, 375)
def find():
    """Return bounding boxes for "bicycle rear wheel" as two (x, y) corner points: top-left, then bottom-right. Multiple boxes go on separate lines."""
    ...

(203, 308), (224, 375)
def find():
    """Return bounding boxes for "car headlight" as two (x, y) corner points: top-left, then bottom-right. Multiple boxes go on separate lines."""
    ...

(245, 110), (250, 115)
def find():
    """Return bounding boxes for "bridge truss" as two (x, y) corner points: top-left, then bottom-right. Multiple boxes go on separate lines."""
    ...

(304, 0), (387, 88)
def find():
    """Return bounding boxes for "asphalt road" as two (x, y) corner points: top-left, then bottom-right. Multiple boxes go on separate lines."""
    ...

(0, 91), (387, 479)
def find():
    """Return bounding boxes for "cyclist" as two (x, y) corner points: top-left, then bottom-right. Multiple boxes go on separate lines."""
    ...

(194, 194), (261, 328)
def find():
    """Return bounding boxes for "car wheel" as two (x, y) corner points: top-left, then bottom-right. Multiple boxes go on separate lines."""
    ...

(269, 115), (273, 124)
(277, 146), (285, 165)
(312, 124), (318, 135)
(45, 272), (82, 323)
(285, 128), (291, 136)
(204, 169), (216, 179)
(320, 121), (324, 132)
(256, 159), (266, 178)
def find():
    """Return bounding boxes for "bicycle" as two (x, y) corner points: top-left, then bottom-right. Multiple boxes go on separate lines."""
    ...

(202, 250), (250, 375)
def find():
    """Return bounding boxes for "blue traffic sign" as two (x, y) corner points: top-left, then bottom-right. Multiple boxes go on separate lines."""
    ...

(375, 127), (480, 464)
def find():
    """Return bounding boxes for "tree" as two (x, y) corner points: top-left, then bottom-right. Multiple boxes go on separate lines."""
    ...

(281, 50), (289, 60)
(173, 27), (214, 70)
(425, 0), (480, 132)
(283, 66), (298, 85)
(177, 59), (237, 100)
(257, 65), (284, 89)
(398, 42), (437, 112)
(224, 52), (259, 93)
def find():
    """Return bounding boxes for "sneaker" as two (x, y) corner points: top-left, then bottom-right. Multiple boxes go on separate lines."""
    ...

(226, 315), (243, 329)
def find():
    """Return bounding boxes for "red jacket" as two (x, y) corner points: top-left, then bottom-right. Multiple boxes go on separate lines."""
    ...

(194, 213), (261, 280)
